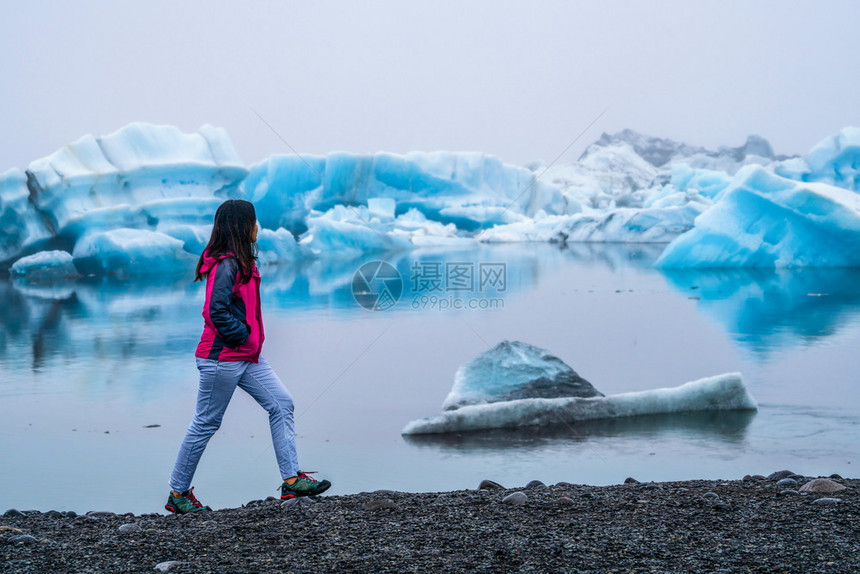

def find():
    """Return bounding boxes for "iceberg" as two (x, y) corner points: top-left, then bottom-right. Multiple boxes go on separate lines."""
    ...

(477, 204), (705, 244)
(404, 373), (757, 435)
(9, 250), (78, 282)
(0, 168), (52, 262)
(72, 228), (197, 277)
(657, 166), (860, 268)
(442, 341), (602, 411)
(775, 126), (860, 191)
(403, 340), (756, 434)
(25, 123), (246, 236)
(7, 122), (860, 276)
(301, 203), (474, 258)
(243, 151), (568, 235)
(1, 123), (247, 276)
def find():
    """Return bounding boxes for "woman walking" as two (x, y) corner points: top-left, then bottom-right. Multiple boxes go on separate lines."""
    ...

(166, 199), (330, 514)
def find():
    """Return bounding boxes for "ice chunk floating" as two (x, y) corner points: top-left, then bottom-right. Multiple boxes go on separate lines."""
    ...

(442, 341), (602, 410)
(402, 341), (756, 434)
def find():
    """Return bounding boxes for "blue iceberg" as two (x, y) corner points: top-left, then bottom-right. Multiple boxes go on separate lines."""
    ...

(3, 122), (860, 277)
(657, 166), (860, 268)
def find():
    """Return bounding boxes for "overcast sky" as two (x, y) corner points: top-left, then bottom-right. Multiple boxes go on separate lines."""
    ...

(2, 0), (858, 172)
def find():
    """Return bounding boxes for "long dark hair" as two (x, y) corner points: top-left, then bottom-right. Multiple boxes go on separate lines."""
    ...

(195, 199), (258, 284)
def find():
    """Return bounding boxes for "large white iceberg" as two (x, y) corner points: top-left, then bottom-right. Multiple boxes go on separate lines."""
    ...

(1, 123), (247, 276)
(403, 340), (756, 434)
(404, 373), (756, 435)
(26, 122), (246, 236)
(657, 166), (860, 268)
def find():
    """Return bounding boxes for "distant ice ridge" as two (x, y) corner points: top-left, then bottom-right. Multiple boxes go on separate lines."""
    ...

(243, 151), (568, 234)
(5, 122), (860, 276)
(478, 131), (777, 245)
(403, 339), (756, 434)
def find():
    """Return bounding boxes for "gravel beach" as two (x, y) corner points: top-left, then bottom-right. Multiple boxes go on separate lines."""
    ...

(2, 473), (856, 573)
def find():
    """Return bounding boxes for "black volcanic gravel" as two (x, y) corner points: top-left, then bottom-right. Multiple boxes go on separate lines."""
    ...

(2, 476), (857, 573)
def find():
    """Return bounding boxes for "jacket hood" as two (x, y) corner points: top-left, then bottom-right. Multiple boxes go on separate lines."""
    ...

(199, 250), (234, 275)
(199, 250), (259, 278)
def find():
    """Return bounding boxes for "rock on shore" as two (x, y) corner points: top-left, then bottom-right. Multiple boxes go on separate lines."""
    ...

(2, 476), (857, 573)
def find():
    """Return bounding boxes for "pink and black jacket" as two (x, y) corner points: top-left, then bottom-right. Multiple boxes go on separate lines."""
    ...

(195, 251), (265, 363)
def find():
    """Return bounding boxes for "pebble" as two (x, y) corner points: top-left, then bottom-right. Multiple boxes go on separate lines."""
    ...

(799, 478), (847, 493)
(6, 534), (39, 544)
(624, 477), (639, 484)
(525, 480), (546, 489)
(581, 492), (596, 499)
(811, 498), (842, 506)
(502, 492), (528, 506)
(3, 509), (25, 517)
(776, 478), (798, 488)
(778, 490), (800, 497)
(702, 492), (719, 500)
(64, 511), (77, 518)
(44, 510), (64, 518)
(556, 497), (575, 505)
(829, 473), (843, 480)
(767, 470), (795, 481)
(639, 483), (663, 491)
(282, 497), (315, 509)
(555, 482), (577, 488)
(742, 474), (765, 482)
(478, 479), (504, 490)
(0, 526), (22, 533)
(363, 499), (397, 511)
(154, 560), (186, 572)
(86, 511), (116, 518)
(119, 523), (142, 533)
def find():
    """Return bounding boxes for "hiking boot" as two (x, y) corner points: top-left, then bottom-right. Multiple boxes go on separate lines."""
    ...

(280, 471), (332, 499)
(165, 487), (211, 514)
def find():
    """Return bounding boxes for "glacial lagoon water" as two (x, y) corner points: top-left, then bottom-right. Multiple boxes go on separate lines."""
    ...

(1, 243), (858, 514)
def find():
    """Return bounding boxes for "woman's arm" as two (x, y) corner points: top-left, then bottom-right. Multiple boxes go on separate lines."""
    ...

(208, 258), (250, 347)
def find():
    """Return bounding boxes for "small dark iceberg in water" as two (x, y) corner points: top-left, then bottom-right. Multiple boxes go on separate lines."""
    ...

(402, 340), (757, 435)
(441, 340), (603, 411)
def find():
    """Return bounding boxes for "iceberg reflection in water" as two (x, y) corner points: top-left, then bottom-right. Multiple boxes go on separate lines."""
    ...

(403, 410), (757, 451)
(660, 267), (860, 353)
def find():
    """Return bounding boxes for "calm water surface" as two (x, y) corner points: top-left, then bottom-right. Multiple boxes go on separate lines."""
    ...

(1, 244), (858, 513)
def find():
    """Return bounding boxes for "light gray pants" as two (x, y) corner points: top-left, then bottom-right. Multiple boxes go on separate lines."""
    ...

(169, 356), (298, 493)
